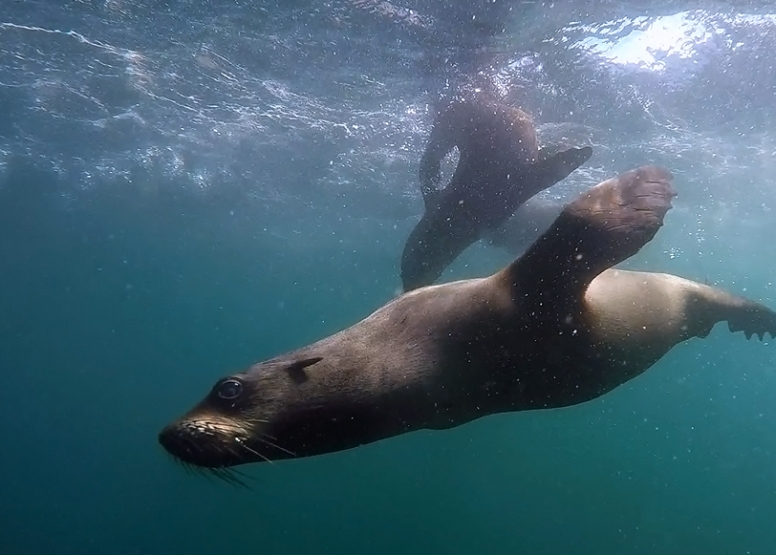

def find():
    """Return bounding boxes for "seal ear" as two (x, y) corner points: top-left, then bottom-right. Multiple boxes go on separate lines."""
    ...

(284, 357), (323, 384)
(497, 165), (676, 309)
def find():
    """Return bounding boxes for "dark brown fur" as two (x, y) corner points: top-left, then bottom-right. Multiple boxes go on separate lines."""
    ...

(159, 165), (776, 469)
(400, 97), (592, 291)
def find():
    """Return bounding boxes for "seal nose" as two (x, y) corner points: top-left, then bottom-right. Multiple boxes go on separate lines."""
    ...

(158, 421), (245, 468)
(158, 424), (188, 460)
(158, 423), (208, 466)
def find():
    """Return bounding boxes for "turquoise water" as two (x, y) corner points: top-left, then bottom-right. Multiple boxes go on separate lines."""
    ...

(3, 2), (776, 554)
(2, 157), (776, 555)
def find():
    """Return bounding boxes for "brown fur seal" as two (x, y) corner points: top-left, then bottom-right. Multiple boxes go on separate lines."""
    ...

(159, 165), (776, 470)
(401, 96), (592, 291)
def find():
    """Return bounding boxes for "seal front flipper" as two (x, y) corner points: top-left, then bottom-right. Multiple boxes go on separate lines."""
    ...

(498, 165), (676, 308)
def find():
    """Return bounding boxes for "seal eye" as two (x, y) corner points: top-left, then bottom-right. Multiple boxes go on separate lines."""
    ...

(216, 379), (243, 401)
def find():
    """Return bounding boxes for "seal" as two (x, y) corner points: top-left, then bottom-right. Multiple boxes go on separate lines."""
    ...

(483, 195), (565, 256)
(158, 165), (776, 470)
(400, 96), (592, 291)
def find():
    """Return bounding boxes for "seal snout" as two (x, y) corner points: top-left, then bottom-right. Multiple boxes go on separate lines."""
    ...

(158, 422), (206, 466)
(158, 419), (245, 468)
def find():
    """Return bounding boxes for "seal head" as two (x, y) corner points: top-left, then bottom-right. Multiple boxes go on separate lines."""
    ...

(158, 357), (329, 468)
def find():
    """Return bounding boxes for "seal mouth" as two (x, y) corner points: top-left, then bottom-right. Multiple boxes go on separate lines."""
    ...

(158, 415), (297, 474)
(158, 419), (255, 468)
(157, 422), (257, 486)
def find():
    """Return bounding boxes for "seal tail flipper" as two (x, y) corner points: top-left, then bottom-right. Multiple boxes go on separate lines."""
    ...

(725, 299), (776, 340)
(496, 165), (676, 307)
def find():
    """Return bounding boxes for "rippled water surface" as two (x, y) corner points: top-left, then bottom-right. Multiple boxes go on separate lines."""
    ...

(1, 1), (776, 554)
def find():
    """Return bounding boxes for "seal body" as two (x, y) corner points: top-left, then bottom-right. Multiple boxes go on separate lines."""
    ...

(159, 166), (776, 469)
(400, 97), (592, 291)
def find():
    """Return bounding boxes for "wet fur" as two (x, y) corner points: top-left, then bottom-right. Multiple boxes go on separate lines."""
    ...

(159, 165), (776, 469)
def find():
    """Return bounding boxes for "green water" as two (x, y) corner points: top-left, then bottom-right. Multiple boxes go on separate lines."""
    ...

(1, 165), (776, 555)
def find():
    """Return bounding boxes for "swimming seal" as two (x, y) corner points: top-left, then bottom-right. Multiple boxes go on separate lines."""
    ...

(159, 165), (776, 469)
(400, 96), (592, 291)
(483, 195), (565, 256)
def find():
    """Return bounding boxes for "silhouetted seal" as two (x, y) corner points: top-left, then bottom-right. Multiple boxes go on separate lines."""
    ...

(483, 195), (565, 256)
(400, 97), (592, 291)
(159, 165), (776, 470)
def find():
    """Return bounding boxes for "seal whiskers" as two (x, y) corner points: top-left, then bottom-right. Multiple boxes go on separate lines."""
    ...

(235, 438), (273, 464)
(207, 467), (251, 488)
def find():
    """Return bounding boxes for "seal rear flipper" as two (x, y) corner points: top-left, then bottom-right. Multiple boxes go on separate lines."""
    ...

(690, 287), (776, 341)
(726, 301), (776, 340)
(497, 165), (676, 309)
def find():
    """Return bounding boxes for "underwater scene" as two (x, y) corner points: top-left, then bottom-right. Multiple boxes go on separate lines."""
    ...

(2, 1), (776, 554)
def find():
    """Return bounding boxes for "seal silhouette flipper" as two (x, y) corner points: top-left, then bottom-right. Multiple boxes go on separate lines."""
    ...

(521, 146), (593, 199)
(496, 146), (593, 222)
(499, 165), (677, 309)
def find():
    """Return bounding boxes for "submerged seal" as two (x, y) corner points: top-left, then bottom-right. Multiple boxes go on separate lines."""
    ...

(400, 97), (592, 291)
(159, 165), (776, 469)
(483, 195), (565, 256)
